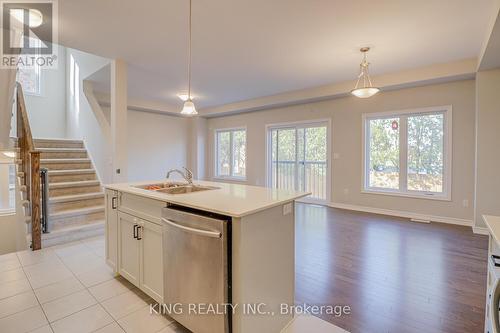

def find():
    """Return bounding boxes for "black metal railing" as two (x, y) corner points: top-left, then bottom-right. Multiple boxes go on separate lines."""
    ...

(40, 168), (50, 233)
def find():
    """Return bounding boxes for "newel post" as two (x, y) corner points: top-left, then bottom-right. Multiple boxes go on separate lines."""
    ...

(30, 151), (41, 250)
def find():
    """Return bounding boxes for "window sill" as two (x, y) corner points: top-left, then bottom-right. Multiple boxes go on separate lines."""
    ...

(361, 189), (451, 201)
(212, 176), (247, 183)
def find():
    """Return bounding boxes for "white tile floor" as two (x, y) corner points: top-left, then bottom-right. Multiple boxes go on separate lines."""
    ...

(0, 236), (187, 333)
(0, 236), (347, 333)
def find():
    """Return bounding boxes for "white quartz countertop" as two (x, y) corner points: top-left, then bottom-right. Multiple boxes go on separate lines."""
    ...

(484, 215), (500, 244)
(104, 179), (310, 218)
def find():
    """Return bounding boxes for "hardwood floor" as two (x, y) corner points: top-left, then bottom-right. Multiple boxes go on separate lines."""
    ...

(295, 203), (488, 333)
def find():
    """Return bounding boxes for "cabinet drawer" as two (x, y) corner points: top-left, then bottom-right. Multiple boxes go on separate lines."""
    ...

(118, 192), (166, 225)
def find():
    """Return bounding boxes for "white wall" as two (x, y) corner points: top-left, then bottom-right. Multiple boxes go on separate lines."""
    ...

(24, 45), (67, 138)
(474, 69), (500, 228)
(65, 48), (112, 183)
(187, 117), (208, 180)
(206, 80), (476, 222)
(126, 110), (189, 182)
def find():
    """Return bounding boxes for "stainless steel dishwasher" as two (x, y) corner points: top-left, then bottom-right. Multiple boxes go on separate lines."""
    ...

(162, 205), (231, 333)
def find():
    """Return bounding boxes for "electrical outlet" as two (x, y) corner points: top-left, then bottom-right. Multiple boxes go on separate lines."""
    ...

(333, 153), (340, 160)
(344, 188), (349, 195)
(462, 199), (469, 208)
(283, 203), (292, 215)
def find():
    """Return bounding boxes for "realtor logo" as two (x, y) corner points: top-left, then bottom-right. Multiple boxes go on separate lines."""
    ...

(1, 0), (58, 68)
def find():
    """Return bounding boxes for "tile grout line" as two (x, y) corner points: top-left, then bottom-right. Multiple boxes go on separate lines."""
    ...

(25, 239), (100, 331)
(49, 238), (125, 333)
(48, 240), (105, 329)
(0, 290), (39, 321)
(5, 237), (174, 333)
(16, 251), (53, 333)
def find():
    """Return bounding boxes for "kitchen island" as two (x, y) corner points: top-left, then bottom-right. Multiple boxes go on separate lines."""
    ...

(104, 179), (308, 333)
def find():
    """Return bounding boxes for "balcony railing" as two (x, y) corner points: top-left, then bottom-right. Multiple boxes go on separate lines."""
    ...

(271, 161), (327, 200)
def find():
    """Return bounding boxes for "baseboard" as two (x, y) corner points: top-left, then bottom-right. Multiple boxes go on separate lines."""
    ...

(297, 197), (328, 205)
(325, 202), (473, 227)
(472, 226), (489, 235)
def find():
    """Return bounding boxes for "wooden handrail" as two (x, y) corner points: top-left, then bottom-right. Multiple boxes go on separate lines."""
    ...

(16, 82), (41, 250)
(16, 83), (35, 152)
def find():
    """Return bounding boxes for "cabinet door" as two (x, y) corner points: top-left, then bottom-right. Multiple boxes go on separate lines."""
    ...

(118, 212), (140, 287)
(105, 189), (119, 272)
(139, 220), (163, 303)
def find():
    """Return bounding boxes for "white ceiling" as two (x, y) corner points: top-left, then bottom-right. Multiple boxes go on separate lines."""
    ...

(58, 0), (496, 110)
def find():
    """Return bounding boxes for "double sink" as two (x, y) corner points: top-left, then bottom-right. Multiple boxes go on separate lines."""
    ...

(134, 182), (219, 195)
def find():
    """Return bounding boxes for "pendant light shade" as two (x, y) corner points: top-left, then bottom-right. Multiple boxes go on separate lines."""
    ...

(181, 99), (197, 115)
(351, 47), (380, 98)
(351, 87), (380, 98)
(180, 0), (198, 115)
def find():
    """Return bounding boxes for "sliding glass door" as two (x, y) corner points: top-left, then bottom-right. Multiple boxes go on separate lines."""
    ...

(268, 121), (329, 201)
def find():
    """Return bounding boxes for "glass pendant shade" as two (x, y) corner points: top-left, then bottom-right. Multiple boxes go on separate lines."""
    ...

(351, 87), (380, 98)
(181, 99), (197, 115)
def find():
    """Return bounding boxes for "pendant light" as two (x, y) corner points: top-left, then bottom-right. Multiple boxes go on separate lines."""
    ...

(351, 47), (380, 98)
(181, 0), (197, 115)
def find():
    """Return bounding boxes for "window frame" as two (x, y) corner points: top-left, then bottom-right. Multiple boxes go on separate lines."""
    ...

(265, 119), (332, 203)
(214, 127), (247, 181)
(361, 105), (452, 201)
(0, 158), (16, 215)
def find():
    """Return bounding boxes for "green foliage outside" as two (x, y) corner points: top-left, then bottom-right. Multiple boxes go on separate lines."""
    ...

(368, 114), (444, 192)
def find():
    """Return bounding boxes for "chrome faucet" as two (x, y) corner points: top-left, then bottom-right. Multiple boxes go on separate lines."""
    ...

(166, 167), (193, 185)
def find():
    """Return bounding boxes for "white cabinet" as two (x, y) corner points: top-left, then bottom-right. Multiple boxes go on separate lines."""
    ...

(140, 220), (163, 302)
(118, 212), (141, 286)
(105, 189), (119, 272)
(117, 210), (164, 303)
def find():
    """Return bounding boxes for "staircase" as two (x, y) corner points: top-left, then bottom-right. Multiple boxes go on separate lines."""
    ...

(34, 138), (105, 247)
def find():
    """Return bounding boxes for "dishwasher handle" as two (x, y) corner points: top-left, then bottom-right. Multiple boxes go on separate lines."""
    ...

(162, 218), (222, 238)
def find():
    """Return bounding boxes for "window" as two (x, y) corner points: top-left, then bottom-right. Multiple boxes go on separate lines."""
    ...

(0, 156), (16, 214)
(16, 38), (41, 95)
(17, 64), (41, 95)
(215, 128), (246, 179)
(363, 106), (451, 200)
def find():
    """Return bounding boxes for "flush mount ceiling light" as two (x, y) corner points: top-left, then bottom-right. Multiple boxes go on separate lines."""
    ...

(10, 8), (43, 28)
(180, 0), (197, 116)
(351, 47), (380, 99)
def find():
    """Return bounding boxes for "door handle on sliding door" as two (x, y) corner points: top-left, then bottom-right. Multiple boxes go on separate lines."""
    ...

(133, 224), (138, 239)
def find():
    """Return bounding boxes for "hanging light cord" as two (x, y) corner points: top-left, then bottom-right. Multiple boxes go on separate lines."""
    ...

(355, 51), (373, 89)
(187, 0), (192, 100)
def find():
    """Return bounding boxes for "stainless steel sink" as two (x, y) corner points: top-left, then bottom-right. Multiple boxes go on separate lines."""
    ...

(134, 182), (219, 195)
(156, 185), (219, 195)
(133, 182), (187, 191)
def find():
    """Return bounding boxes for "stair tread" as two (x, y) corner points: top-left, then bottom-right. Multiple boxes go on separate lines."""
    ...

(48, 169), (95, 174)
(49, 192), (104, 203)
(37, 148), (87, 152)
(42, 220), (104, 239)
(41, 158), (91, 163)
(49, 180), (100, 188)
(50, 205), (104, 217)
(34, 138), (84, 143)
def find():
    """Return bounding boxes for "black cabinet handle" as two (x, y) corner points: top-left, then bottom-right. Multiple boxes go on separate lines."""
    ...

(133, 224), (138, 239)
(491, 254), (500, 267)
(137, 226), (142, 240)
(112, 197), (118, 209)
